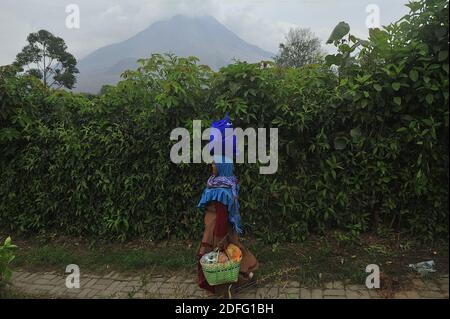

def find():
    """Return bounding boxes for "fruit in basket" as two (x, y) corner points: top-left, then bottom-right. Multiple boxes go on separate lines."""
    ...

(218, 252), (229, 263)
(226, 244), (242, 262)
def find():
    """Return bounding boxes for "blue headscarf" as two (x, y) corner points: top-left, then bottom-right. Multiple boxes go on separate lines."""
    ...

(209, 114), (238, 159)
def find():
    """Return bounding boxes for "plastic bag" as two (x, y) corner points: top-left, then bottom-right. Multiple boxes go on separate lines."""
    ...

(408, 260), (436, 275)
(201, 251), (218, 264)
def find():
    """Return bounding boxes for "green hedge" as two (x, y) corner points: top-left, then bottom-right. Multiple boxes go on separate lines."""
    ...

(1, 0), (448, 242)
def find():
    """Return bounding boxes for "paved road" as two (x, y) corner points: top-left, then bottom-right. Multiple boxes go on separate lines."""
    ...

(9, 270), (449, 299)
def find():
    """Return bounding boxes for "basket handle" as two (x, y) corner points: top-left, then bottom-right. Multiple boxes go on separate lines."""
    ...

(214, 232), (233, 262)
(215, 231), (230, 250)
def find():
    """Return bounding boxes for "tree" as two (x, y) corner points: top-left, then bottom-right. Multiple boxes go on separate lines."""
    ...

(14, 30), (79, 89)
(274, 28), (323, 68)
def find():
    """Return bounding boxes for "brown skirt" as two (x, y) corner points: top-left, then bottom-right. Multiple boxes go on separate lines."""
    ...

(197, 201), (258, 294)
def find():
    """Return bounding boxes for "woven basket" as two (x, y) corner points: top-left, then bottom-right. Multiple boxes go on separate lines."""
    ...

(200, 251), (242, 286)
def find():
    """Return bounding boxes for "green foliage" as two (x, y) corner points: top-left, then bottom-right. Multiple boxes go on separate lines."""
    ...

(0, 237), (17, 284)
(323, 0), (449, 239)
(326, 21), (350, 44)
(14, 29), (79, 89)
(0, 1), (448, 243)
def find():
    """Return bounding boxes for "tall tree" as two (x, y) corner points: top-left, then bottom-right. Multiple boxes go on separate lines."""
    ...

(275, 28), (323, 68)
(14, 30), (79, 89)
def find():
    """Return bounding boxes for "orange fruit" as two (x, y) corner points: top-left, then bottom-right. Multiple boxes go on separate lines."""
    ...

(226, 244), (242, 262)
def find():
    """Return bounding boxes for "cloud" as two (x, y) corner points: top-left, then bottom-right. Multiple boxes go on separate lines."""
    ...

(99, 5), (128, 22)
(218, 12), (298, 54)
(0, 0), (411, 65)
(0, 5), (35, 65)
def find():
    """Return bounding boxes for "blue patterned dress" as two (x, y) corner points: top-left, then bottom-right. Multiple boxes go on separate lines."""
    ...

(197, 156), (242, 233)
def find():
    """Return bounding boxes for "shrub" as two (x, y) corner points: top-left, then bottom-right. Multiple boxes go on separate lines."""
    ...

(0, 236), (17, 285)
(0, 0), (448, 242)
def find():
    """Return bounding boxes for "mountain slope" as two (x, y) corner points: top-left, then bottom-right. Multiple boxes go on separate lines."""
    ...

(75, 15), (273, 93)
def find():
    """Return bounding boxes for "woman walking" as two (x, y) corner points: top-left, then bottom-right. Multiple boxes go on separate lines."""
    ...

(196, 115), (258, 295)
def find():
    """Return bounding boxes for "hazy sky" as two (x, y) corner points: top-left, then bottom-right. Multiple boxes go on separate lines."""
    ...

(0, 0), (410, 65)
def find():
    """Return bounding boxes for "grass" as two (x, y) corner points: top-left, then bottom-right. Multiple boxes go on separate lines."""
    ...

(8, 232), (449, 288)
(0, 283), (43, 299)
(13, 241), (198, 275)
